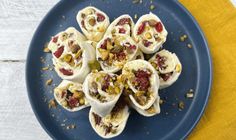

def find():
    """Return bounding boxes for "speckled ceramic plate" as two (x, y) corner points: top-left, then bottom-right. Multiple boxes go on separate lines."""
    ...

(26, 0), (212, 139)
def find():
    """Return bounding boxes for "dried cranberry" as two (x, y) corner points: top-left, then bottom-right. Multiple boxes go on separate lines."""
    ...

(160, 73), (172, 81)
(97, 13), (105, 22)
(52, 36), (58, 43)
(68, 97), (78, 108)
(135, 70), (151, 78)
(102, 75), (111, 91)
(116, 52), (126, 61)
(119, 28), (126, 34)
(155, 22), (163, 32)
(81, 20), (86, 29)
(59, 68), (73, 76)
(143, 40), (153, 47)
(137, 22), (146, 35)
(116, 18), (130, 26)
(53, 46), (64, 58)
(61, 91), (66, 98)
(156, 54), (166, 70)
(135, 77), (150, 91)
(93, 113), (102, 125)
(134, 70), (151, 91)
(100, 39), (108, 49)
(129, 45), (136, 50)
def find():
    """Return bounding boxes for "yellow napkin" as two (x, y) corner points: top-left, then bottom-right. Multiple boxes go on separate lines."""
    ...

(179, 0), (236, 139)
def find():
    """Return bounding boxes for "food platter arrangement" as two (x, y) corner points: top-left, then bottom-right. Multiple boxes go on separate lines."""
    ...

(47, 6), (182, 139)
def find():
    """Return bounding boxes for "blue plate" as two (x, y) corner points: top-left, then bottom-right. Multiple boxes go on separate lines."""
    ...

(26, 0), (212, 139)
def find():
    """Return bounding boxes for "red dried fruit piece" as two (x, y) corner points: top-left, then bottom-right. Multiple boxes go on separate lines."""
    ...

(156, 54), (166, 70)
(116, 51), (126, 61)
(143, 40), (153, 47)
(93, 112), (102, 125)
(68, 97), (78, 108)
(100, 39), (108, 49)
(61, 91), (66, 98)
(52, 36), (58, 43)
(102, 75), (111, 91)
(119, 28), (126, 34)
(135, 70), (151, 78)
(135, 77), (150, 91)
(53, 46), (64, 58)
(160, 73), (172, 81)
(134, 70), (151, 91)
(137, 22), (146, 35)
(59, 68), (73, 76)
(129, 45), (136, 50)
(116, 18), (130, 26)
(97, 13), (105, 22)
(155, 22), (163, 32)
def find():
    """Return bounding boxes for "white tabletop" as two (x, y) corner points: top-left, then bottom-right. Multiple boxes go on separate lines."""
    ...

(0, 0), (59, 139)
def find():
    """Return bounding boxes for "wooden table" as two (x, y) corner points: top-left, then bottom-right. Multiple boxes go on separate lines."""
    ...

(0, 0), (235, 139)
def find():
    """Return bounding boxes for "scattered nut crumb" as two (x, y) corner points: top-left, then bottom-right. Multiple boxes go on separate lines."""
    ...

(66, 124), (76, 130)
(180, 34), (188, 42)
(134, 14), (138, 20)
(150, 0), (153, 4)
(186, 89), (194, 98)
(63, 119), (68, 122)
(187, 43), (192, 48)
(48, 99), (57, 109)
(61, 123), (65, 127)
(42, 66), (49, 71)
(43, 43), (50, 53)
(146, 131), (150, 135)
(159, 99), (164, 105)
(46, 79), (53, 85)
(165, 112), (169, 115)
(132, 0), (142, 4)
(62, 15), (66, 20)
(51, 113), (55, 117)
(178, 101), (185, 110)
(150, 4), (155, 10)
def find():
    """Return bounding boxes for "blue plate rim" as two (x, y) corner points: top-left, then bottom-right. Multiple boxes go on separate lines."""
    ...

(25, 0), (213, 140)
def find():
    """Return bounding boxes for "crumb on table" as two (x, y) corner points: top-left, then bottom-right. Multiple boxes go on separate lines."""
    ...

(46, 79), (53, 85)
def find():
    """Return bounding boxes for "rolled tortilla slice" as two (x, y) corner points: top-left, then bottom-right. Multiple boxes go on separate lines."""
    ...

(83, 71), (123, 117)
(133, 12), (168, 54)
(104, 14), (134, 37)
(96, 35), (139, 73)
(89, 98), (130, 138)
(77, 6), (110, 42)
(54, 80), (90, 112)
(48, 27), (95, 83)
(149, 49), (182, 89)
(122, 60), (159, 110)
(131, 97), (160, 117)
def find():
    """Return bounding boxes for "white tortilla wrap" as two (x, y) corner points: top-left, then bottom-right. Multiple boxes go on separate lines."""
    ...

(48, 27), (95, 83)
(89, 99), (130, 138)
(133, 12), (168, 54)
(104, 14), (134, 37)
(149, 49), (182, 89)
(83, 71), (124, 117)
(54, 80), (90, 112)
(122, 60), (160, 110)
(131, 97), (160, 117)
(77, 6), (110, 42)
(96, 35), (139, 73)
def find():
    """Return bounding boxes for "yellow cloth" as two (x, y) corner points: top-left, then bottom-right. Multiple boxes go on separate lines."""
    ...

(178, 0), (236, 139)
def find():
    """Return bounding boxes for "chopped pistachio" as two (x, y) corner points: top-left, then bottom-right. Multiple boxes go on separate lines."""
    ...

(46, 79), (53, 85)
(42, 66), (49, 71)
(48, 99), (57, 109)
(73, 91), (83, 98)
(175, 64), (181, 73)
(88, 17), (96, 26)
(79, 98), (85, 105)
(100, 50), (109, 60)
(178, 101), (185, 110)
(159, 99), (164, 105)
(43, 46), (50, 53)
(89, 60), (101, 71)
(145, 32), (152, 39)
(150, 4), (155, 10)
(63, 54), (72, 62)
(187, 43), (192, 48)
(146, 106), (156, 114)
